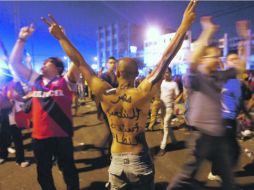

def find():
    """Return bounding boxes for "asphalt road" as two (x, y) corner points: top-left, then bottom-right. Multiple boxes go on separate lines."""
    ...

(0, 99), (254, 190)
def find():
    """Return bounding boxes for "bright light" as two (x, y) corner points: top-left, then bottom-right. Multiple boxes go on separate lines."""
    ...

(130, 46), (137, 54)
(146, 27), (160, 39)
(91, 64), (98, 70)
(93, 56), (98, 61)
(0, 55), (8, 65)
(63, 56), (68, 60)
(0, 57), (9, 69)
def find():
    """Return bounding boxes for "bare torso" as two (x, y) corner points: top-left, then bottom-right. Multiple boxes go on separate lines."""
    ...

(101, 87), (151, 153)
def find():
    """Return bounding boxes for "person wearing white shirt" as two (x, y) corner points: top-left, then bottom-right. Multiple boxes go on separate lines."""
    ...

(158, 67), (179, 156)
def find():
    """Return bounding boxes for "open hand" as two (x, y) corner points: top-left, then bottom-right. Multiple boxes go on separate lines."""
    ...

(200, 16), (219, 33)
(236, 20), (249, 39)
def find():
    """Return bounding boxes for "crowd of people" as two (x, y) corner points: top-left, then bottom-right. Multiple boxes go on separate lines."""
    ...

(0, 0), (254, 190)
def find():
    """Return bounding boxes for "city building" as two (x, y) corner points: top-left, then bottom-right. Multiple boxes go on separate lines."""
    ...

(96, 23), (144, 67)
(96, 23), (173, 69)
(144, 31), (192, 75)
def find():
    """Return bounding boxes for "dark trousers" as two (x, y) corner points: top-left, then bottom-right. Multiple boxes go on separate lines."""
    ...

(168, 132), (235, 190)
(0, 113), (25, 163)
(0, 115), (10, 159)
(212, 119), (240, 175)
(33, 137), (79, 190)
(9, 124), (25, 163)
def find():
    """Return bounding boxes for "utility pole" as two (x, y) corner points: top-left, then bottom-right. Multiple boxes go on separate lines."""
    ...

(13, 2), (21, 36)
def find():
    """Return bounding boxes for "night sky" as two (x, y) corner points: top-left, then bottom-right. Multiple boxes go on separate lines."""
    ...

(1, 1), (254, 71)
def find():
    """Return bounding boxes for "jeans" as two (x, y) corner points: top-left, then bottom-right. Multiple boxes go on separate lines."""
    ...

(108, 152), (155, 190)
(33, 137), (79, 190)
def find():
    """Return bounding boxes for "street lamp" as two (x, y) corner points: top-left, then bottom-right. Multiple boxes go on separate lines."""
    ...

(146, 26), (161, 40)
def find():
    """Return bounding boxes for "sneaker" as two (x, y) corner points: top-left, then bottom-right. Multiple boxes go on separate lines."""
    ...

(0, 158), (5, 164)
(105, 182), (110, 188)
(207, 172), (222, 182)
(8, 147), (16, 154)
(17, 161), (30, 168)
(157, 149), (166, 157)
(241, 130), (252, 137)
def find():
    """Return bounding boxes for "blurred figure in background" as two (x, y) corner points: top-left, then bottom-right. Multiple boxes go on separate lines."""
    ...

(0, 84), (13, 164)
(97, 56), (117, 156)
(157, 67), (179, 156)
(147, 91), (161, 131)
(208, 20), (250, 182)
(6, 79), (30, 167)
(168, 16), (243, 190)
(73, 73), (85, 116)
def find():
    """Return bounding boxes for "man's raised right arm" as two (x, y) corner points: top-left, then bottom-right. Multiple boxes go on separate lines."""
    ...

(8, 24), (35, 82)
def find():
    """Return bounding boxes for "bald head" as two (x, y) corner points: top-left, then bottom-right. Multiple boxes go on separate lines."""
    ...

(117, 58), (139, 80)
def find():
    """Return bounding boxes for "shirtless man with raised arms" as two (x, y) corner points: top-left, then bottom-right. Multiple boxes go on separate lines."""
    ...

(41, 1), (196, 189)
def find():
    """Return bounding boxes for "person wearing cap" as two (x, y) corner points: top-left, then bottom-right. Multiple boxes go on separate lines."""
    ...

(8, 25), (80, 190)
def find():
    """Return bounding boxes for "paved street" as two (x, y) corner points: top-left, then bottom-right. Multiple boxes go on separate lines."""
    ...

(0, 99), (254, 190)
